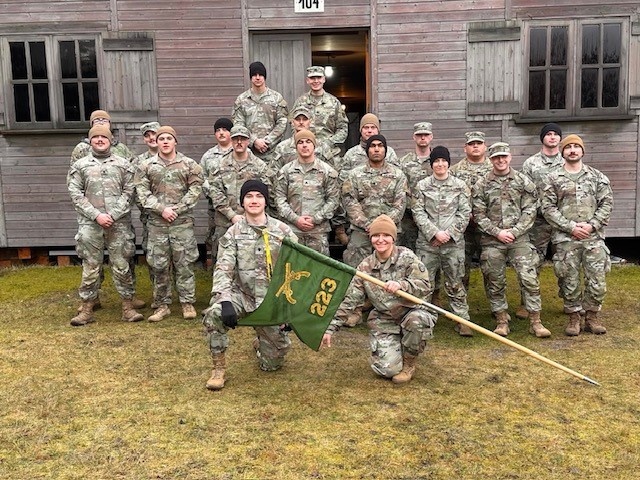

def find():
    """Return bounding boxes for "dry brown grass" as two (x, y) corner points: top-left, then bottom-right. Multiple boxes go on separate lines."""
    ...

(1, 264), (639, 479)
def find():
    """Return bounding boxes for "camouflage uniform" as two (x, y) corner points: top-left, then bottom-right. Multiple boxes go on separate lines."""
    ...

(521, 151), (564, 263)
(396, 151), (432, 250)
(232, 87), (288, 165)
(472, 169), (540, 313)
(541, 165), (613, 313)
(67, 151), (136, 301)
(340, 142), (398, 182)
(450, 157), (493, 287)
(200, 144), (234, 259)
(326, 246), (436, 378)
(274, 158), (340, 255)
(71, 139), (133, 164)
(207, 151), (272, 256)
(291, 90), (348, 162)
(202, 216), (298, 371)
(342, 163), (407, 267)
(413, 174), (471, 319)
(135, 152), (203, 306)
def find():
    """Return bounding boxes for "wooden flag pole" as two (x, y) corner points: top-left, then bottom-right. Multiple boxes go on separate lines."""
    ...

(355, 270), (600, 386)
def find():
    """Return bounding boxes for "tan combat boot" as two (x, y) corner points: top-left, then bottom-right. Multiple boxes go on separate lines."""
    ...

(206, 352), (226, 390)
(71, 300), (96, 326)
(515, 304), (530, 319)
(77, 297), (101, 313)
(182, 303), (197, 319)
(493, 310), (511, 337)
(454, 322), (474, 337)
(564, 312), (582, 336)
(148, 304), (171, 322)
(121, 299), (144, 322)
(392, 353), (418, 384)
(131, 297), (146, 309)
(584, 311), (607, 334)
(528, 311), (551, 338)
(334, 225), (349, 246)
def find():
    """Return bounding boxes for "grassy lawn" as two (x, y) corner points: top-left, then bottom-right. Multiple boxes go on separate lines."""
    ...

(1, 264), (639, 479)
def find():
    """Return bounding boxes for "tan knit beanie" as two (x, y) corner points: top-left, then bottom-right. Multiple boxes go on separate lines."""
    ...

(88, 125), (113, 141)
(155, 126), (178, 142)
(89, 110), (110, 123)
(560, 134), (585, 153)
(360, 113), (380, 131)
(294, 128), (316, 147)
(368, 214), (397, 240)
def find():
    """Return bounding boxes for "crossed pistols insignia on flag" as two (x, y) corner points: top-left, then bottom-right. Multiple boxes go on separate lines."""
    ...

(275, 262), (311, 304)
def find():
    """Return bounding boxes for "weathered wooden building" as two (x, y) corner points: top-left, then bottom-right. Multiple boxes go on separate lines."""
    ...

(1, 0), (639, 256)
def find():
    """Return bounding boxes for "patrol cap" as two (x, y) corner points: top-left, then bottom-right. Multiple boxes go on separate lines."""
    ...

(89, 110), (110, 123)
(155, 126), (178, 141)
(307, 66), (325, 77)
(230, 125), (251, 138)
(465, 131), (485, 144)
(488, 142), (510, 159)
(88, 125), (113, 141)
(140, 121), (160, 135)
(290, 105), (312, 119)
(413, 122), (433, 135)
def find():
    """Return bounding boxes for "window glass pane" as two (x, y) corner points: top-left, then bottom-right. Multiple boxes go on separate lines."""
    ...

(83, 82), (100, 118)
(32, 83), (51, 121)
(79, 40), (98, 78)
(603, 24), (621, 64)
(13, 84), (31, 122)
(549, 70), (567, 109)
(29, 42), (48, 79)
(59, 41), (78, 78)
(602, 68), (619, 107)
(62, 83), (81, 121)
(581, 68), (598, 108)
(529, 28), (547, 67)
(9, 42), (28, 80)
(582, 25), (599, 64)
(550, 27), (567, 66)
(528, 71), (546, 110)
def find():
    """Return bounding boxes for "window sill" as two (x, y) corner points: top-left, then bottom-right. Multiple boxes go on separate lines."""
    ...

(514, 114), (636, 124)
(0, 128), (88, 136)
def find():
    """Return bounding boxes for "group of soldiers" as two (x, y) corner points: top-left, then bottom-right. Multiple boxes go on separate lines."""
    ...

(66, 61), (613, 390)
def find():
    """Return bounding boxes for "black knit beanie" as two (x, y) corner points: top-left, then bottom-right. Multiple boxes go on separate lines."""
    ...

(539, 123), (562, 142)
(214, 118), (233, 132)
(429, 145), (451, 166)
(365, 134), (387, 153)
(240, 179), (269, 205)
(249, 61), (267, 79)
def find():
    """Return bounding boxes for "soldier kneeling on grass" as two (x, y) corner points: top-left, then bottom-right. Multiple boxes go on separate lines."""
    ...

(321, 214), (436, 384)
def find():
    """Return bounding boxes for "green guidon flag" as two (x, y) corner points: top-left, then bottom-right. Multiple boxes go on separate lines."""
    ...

(239, 236), (356, 351)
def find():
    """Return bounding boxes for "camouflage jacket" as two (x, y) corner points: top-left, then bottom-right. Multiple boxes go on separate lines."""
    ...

(450, 157), (492, 188)
(342, 162), (407, 232)
(132, 150), (156, 211)
(339, 142), (398, 181)
(71, 139), (133, 165)
(67, 151), (134, 226)
(212, 216), (297, 312)
(412, 174), (471, 245)
(232, 87), (288, 153)
(326, 246), (433, 332)
(207, 152), (272, 228)
(521, 151), (564, 214)
(291, 90), (348, 147)
(472, 168), (537, 246)
(200, 144), (234, 199)
(397, 151), (433, 196)
(271, 136), (335, 171)
(541, 164), (613, 244)
(134, 152), (204, 226)
(274, 158), (340, 234)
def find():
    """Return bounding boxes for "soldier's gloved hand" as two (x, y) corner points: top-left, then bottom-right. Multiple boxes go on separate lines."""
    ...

(220, 301), (237, 329)
(280, 324), (293, 332)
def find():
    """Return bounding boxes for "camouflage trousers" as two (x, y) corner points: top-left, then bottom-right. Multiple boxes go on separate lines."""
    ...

(367, 307), (435, 378)
(462, 226), (483, 289)
(416, 241), (470, 320)
(398, 211), (418, 252)
(552, 240), (610, 313)
(75, 222), (136, 301)
(529, 215), (554, 266)
(147, 222), (199, 305)
(138, 212), (154, 285)
(480, 241), (541, 313)
(296, 232), (330, 256)
(203, 300), (291, 371)
(343, 229), (373, 268)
